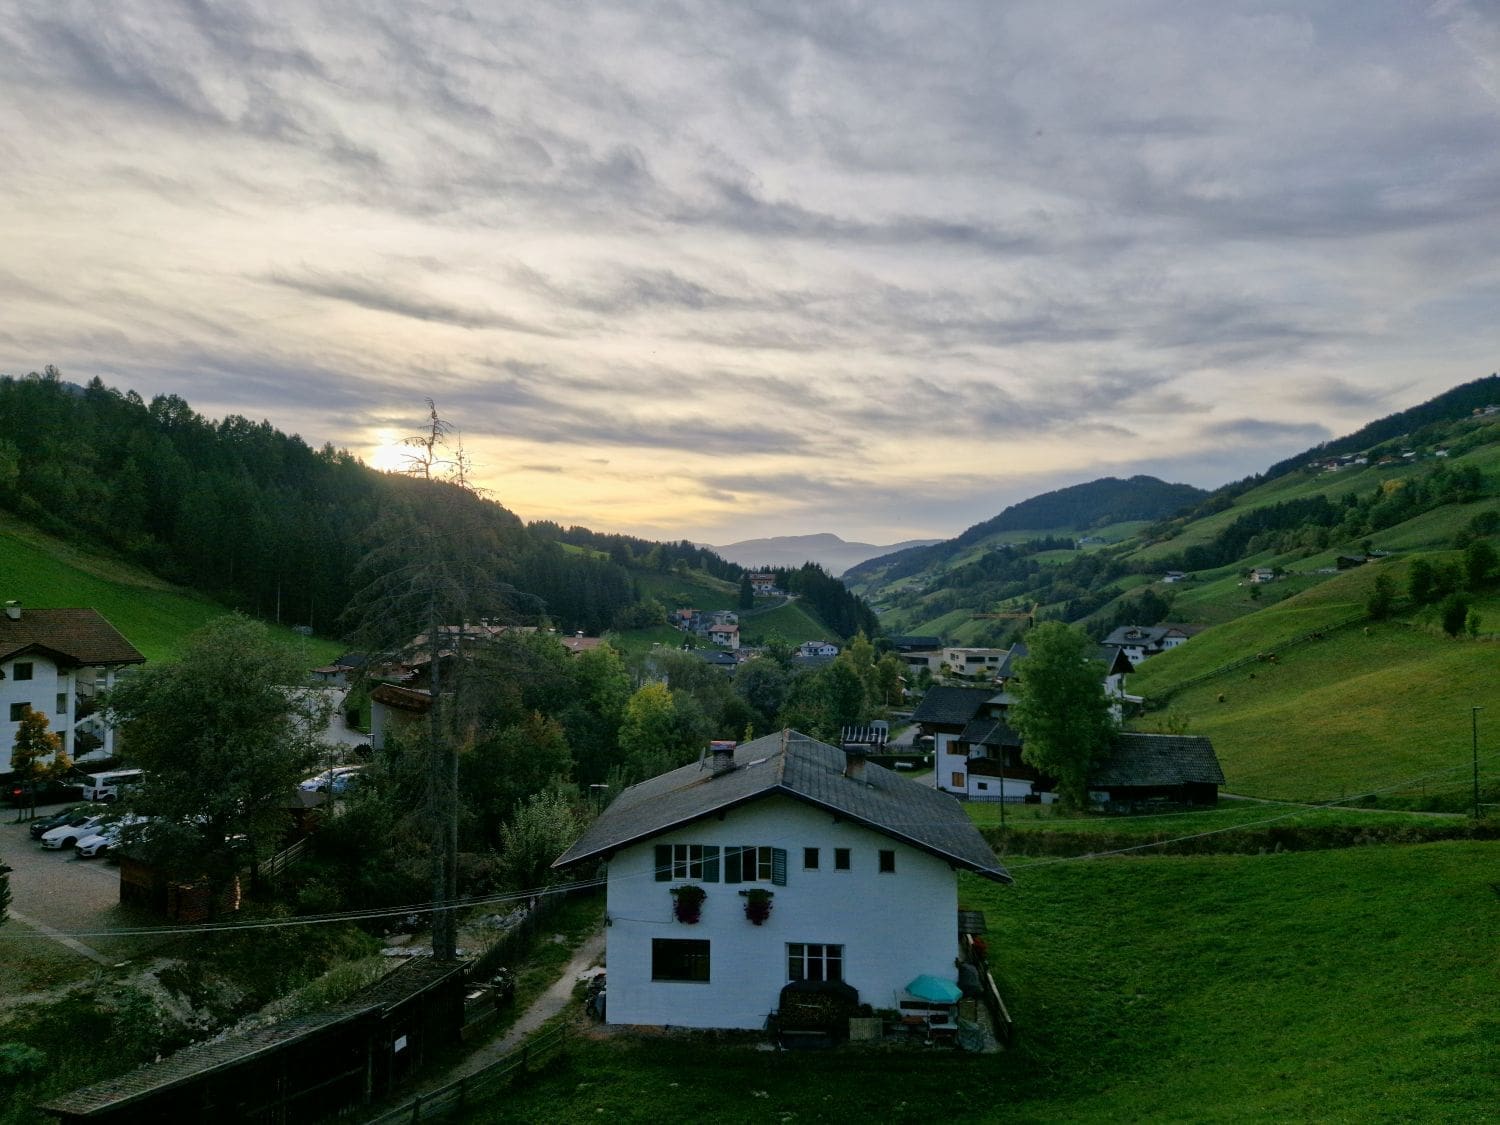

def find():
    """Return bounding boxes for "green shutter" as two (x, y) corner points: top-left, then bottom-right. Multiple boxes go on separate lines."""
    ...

(703, 846), (720, 882)
(655, 844), (671, 882)
(724, 846), (742, 884)
(772, 847), (787, 886)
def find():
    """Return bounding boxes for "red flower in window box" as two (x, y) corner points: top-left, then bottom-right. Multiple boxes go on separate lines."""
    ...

(740, 888), (774, 925)
(670, 884), (706, 924)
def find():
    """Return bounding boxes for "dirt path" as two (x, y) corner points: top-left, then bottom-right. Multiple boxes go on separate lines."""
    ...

(415, 927), (605, 1093)
(1219, 792), (1467, 816)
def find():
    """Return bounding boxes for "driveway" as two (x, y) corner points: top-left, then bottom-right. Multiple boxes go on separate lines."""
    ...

(1, 804), (167, 978)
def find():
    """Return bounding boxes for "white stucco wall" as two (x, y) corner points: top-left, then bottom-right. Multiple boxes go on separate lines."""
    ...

(604, 795), (961, 1029)
(1, 655), (69, 772)
(934, 731), (968, 794)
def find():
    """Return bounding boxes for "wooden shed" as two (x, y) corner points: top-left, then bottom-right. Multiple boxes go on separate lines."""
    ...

(39, 959), (467, 1124)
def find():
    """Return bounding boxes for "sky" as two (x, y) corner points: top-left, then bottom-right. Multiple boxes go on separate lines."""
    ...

(3, 1), (1499, 545)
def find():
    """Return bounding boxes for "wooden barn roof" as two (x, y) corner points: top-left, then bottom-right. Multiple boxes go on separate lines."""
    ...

(1091, 733), (1225, 788)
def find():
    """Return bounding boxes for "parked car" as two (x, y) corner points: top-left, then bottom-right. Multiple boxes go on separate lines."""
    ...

(298, 765), (363, 793)
(81, 768), (145, 802)
(75, 816), (147, 859)
(29, 805), (95, 841)
(40, 814), (107, 850)
(6, 777), (86, 807)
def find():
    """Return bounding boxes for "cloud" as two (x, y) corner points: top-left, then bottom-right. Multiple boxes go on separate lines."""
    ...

(267, 270), (561, 336)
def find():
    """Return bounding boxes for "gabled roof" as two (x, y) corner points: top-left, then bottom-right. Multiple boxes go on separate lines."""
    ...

(995, 642), (1028, 680)
(910, 685), (993, 727)
(1090, 733), (1225, 788)
(553, 730), (1010, 883)
(0, 608), (145, 668)
(958, 717), (1022, 747)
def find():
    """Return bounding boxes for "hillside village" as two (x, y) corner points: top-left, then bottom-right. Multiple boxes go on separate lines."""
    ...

(0, 373), (1497, 1122)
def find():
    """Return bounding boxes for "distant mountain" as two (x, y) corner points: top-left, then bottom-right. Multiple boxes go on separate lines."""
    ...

(846, 475), (1206, 585)
(701, 533), (942, 575)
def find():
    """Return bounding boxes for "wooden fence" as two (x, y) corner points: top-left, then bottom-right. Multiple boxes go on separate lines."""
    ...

(365, 1024), (568, 1124)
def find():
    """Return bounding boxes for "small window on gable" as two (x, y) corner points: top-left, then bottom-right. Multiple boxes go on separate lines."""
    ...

(879, 849), (896, 874)
(13, 662), (34, 681)
(834, 847), (851, 871)
(803, 847), (819, 870)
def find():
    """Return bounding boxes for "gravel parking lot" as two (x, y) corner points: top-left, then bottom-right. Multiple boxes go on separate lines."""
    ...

(1, 803), (167, 974)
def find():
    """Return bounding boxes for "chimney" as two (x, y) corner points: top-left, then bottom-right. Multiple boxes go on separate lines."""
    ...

(843, 743), (869, 782)
(709, 740), (737, 776)
(4, 600), (19, 621)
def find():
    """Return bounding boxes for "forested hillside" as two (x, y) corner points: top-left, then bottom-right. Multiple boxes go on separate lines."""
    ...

(0, 369), (882, 644)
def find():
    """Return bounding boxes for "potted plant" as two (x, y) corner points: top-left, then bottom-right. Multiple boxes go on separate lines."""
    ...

(740, 887), (774, 924)
(670, 884), (706, 924)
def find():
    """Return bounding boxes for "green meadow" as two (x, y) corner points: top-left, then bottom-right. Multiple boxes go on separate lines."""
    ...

(468, 842), (1498, 1124)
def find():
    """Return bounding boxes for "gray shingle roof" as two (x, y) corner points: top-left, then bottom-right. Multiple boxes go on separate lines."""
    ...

(910, 686), (993, 727)
(1090, 733), (1225, 787)
(959, 717), (1022, 747)
(553, 730), (1010, 883)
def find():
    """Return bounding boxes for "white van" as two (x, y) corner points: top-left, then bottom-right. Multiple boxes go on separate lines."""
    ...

(82, 769), (144, 802)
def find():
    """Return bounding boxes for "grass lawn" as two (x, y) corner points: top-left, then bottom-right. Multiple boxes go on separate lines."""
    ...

(467, 842), (1498, 1123)
(1129, 611), (1499, 806)
(0, 518), (343, 664)
(738, 601), (836, 645)
(962, 799), (1463, 836)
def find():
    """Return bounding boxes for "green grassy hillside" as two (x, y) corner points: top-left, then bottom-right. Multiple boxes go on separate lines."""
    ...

(473, 842), (1497, 1123)
(1125, 558), (1498, 805)
(0, 515), (341, 664)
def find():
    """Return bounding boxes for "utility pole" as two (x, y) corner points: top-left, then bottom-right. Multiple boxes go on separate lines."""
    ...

(1472, 706), (1483, 820)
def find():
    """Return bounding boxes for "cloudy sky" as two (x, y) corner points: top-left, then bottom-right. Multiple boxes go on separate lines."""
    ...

(3, 2), (1499, 543)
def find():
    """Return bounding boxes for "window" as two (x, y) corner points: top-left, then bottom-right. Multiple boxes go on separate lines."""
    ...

(13, 662), (33, 681)
(724, 845), (787, 885)
(788, 943), (843, 983)
(803, 847), (819, 870)
(834, 847), (851, 871)
(9, 702), (30, 722)
(879, 849), (896, 874)
(951, 772), (966, 788)
(654, 844), (720, 882)
(652, 939), (710, 982)
(56, 693), (68, 716)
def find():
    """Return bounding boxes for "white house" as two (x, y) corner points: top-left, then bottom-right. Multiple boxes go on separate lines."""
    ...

(708, 623), (740, 651)
(797, 640), (838, 659)
(0, 603), (145, 772)
(553, 731), (1010, 1030)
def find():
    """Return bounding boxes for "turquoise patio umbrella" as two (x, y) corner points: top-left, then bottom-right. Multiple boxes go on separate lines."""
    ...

(905, 974), (962, 1003)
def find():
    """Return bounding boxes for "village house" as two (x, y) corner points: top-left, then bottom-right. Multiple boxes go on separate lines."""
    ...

(0, 602), (144, 772)
(1087, 734), (1225, 810)
(749, 573), (777, 595)
(708, 622), (740, 650)
(1101, 624), (1191, 665)
(1248, 567), (1277, 584)
(552, 731), (1009, 1030)
(797, 640), (839, 659)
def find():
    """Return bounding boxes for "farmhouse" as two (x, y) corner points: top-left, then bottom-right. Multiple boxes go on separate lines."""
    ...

(1101, 624), (1191, 665)
(553, 731), (1009, 1030)
(0, 602), (144, 772)
(1087, 733), (1225, 810)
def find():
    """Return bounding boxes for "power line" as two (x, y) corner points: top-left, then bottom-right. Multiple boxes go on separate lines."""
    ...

(5, 752), (1492, 941)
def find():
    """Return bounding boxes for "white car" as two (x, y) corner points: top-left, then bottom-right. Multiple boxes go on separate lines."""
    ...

(299, 765), (363, 793)
(41, 814), (107, 850)
(75, 816), (146, 859)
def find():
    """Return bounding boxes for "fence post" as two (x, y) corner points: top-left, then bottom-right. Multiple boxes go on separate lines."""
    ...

(410, 1093), (422, 1124)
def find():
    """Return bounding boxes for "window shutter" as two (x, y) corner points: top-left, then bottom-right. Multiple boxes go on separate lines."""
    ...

(703, 846), (720, 883)
(654, 844), (671, 882)
(724, 846), (742, 884)
(772, 847), (787, 886)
